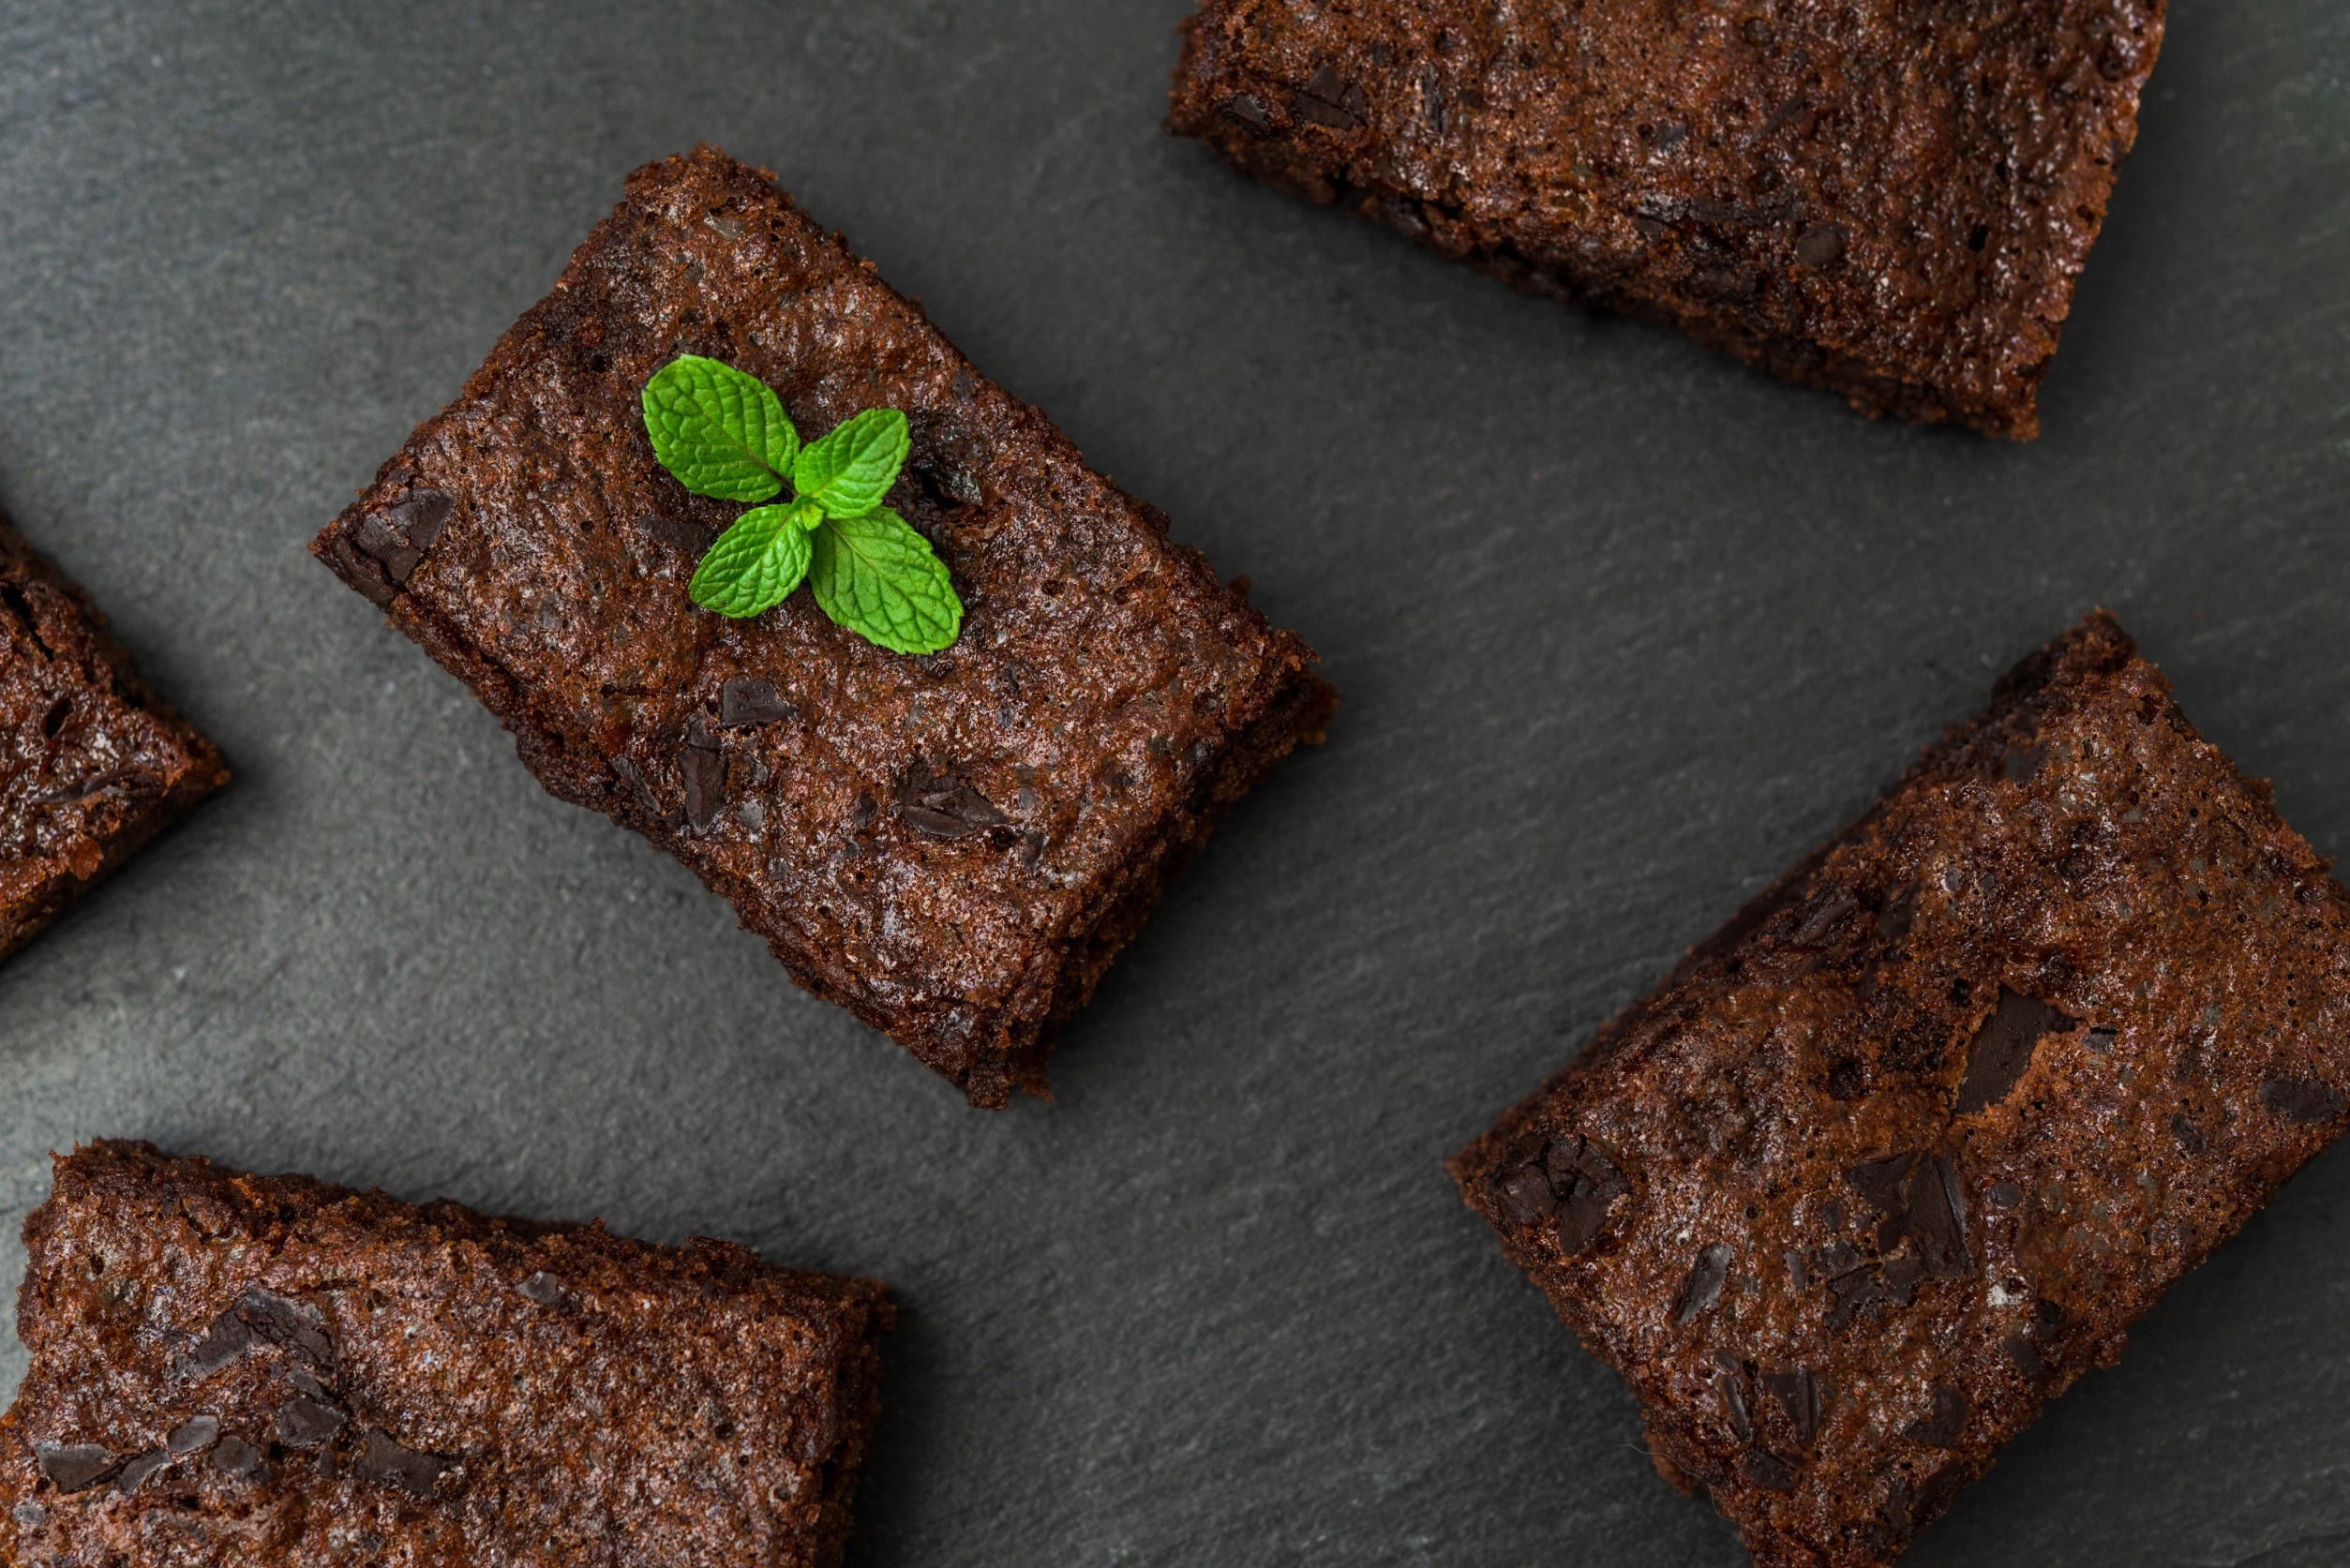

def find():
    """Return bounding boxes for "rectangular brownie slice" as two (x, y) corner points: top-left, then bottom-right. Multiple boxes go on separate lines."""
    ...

(0, 1140), (891, 1568)
(0, 516), (227, 959)
(313, 146), (1335, 1108)
(1169, 0), (2166, 438)
(1450, 613), (2350, 1566)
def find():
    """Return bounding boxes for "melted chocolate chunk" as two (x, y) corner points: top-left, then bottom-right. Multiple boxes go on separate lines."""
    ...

(1495, 1164), (1558, 1225)
(1956, 988), (2073, 1113)
(35, 1442), (123, 1493)
(115, 1449), (171, 1493)
(1741, 1449), (1798, 1491)
(896, 761), (1009, 841)
(331, 533), (400, 607)
(719, 678), (790, 726)
(238, 1287), (337, 1365)
(274, 1396), (348, 1449)
(1760, 1366), (1820, 1447)
(1673, 1243), (1734, 1324)
(1904, 1384), (1969, 1447)
(209, 1436), (267, 1480)
(355, 1429), (451, 1498)
(167, 1415), (221, 1455)
(2259, 1077), (2345, 1126)
(180, 1308), (251, 1379)
(681, 739), (727, 829)
(1848, 1152), (1973, 1277)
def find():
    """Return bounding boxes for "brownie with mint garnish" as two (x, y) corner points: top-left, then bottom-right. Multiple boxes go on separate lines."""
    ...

(313, 145), (1336, 1107)
(0, 1141), (891, 1568)
(1450, 613), (2350, 1565)
(0, 515), (226, 960)
(1169, 0), (2165, 438)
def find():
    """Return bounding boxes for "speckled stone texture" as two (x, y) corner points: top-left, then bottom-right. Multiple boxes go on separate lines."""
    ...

(1453, 613), (2350, 1566)
(1170, 0), (2166, 438)
(0, 1142), (891, 1568)
(0, 519), (225, 960)
(312, 147), (1335, 1109)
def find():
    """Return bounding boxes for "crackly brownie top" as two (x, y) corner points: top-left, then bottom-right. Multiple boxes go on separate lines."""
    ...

(0, 1142), (890, 1568)
(320, 147), (1319, 1056)
(1175, 0), (2165, 432)
(1458, 614), (2350, 1562)
(0, 523), (221, 885)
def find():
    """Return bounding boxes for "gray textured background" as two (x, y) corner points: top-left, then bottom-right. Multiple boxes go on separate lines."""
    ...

(1, 2), (2345, 1563)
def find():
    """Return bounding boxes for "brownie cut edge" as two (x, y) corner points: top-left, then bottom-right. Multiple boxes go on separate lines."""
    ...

(1449, 611), (2350, 1566)
(1170, 0), (2166, 438)
(0, 517), (227, 960)
(312, 146), (1336, 1107)
(0, 1140), (891, 1568)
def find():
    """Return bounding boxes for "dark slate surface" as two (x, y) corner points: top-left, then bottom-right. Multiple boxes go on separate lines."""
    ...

(1, 3), (2345, 1563)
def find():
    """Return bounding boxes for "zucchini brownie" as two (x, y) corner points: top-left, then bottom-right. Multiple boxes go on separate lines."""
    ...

(1451, 613), (2350, 1565)
(1169, 0), (2166, 438)
(0, 1141), (891, 1568)
(0, 515), (226, 959)
(314, 146), (1336, 1107)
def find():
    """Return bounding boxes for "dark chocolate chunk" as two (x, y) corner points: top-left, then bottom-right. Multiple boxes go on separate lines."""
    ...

(274, 1396), (348, 1449)
(180, 1307), (251, 1379)
(1790, 888), (1859, 947)
(681, 739), (727, 829)
(332, 533), (401, 607)
(115, 1448), (171, 1493)
(2004, 1333), (2048, 1381)
(390, 488), (455, 551)
(238, 1286), (336, 1364)
(2259, 1077), (2345, 1126)
(895, 761), (1009, 841)
(517, 1270), (575, 1307)
(719, 677), (790, 727)
(1910, 1460), (1967, 1524)
(1713, 1361), (1755, 1443)
(354, 1429), (451, 1498)
(1908, 1155), (1974, 1277)
(639, 513), (718, 551)
(1495, 1163), (1559, 1225)
(1956, 988), (2073, 1113)
(1220, 93), (1274, 134)
(1673, 1243), (1734, 1324)
(2086, 1024), (2118, 1053)
(1876, 883), (1918, 943)
(1760, 1366), (1821, 1447)
(1793, 222), (1847, 266)
(1741, 1449), (1798, 1491)
(1806, 1240), (1864, 1281)
(1985, 1181), (2024, 1209)
(1825, 1272), (1885, 1330)
(1880, 1255), (1925, 1306)
(209, 1436), (267, 1480)
(1846, 1152), (1918, 1215)
(168, 1415), (221, 1455)
(287, 1366), (331, 1400)
(2170, 1112), (2208, 1153)
(1904, 1383), (1969, 1447)
(34, 1442), (123, 1493)
(612, 754), (663, 815)
(2003, 742), (2046, 783)
(352, 513), (408, 561)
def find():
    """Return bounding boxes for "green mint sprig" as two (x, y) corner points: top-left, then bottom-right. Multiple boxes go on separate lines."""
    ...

(640, 354), (962, 654)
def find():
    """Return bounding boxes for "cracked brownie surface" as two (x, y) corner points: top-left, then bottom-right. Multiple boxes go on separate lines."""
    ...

(0, 1142), (891, 1568)
(1451, 612), (2350, 1565)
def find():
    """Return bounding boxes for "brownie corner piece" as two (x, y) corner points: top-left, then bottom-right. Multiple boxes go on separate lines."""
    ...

(0, 1140), (891, 1568)
(1170, 1), (2166, 438)
(0, 517), (227, 960)
(312, 145), (1336, 1107)
(1450, 610), (2350, 1564)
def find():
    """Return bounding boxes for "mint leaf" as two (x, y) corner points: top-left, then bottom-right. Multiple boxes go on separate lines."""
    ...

(792, 409), (909, 519)
(808, 507), (961, 654)
(688, 503), (816, 618)
(642, 355), (798, 502)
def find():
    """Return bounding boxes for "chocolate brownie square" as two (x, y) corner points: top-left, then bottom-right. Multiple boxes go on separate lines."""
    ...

(1451, 613), (2350, 1564)
(0, 1141), (891, 1568)
(1170, 0), (2166, 438)
(0, 516), (226, 959)
(313, 147), (1336, 1107)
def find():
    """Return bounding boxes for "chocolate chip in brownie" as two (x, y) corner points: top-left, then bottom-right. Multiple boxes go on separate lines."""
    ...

(896, 761), (1009, 841)
(355, 1429), (451, 1498)
(1793, 223), (1847, 266)
(2259, 1077), (2345, 1126)
(719, 678), (790, 726)
(1551, 1140), (1629, 1255)
(1907, 1155), (1974, 1277)
(681, 739), (728, 829)
(331, 534), (401, 608)
(114, 1448), (171, 1493)
(2086, 1024), (2118, 1053)
(1741, 1450), (1798, 1491)
(1985, 1181), (2024, 1209)
(1903, 1384), (1969, 1447)
(167, 1415), (221, 1456)
(1673, 1243), (1734, 1324)
(1713, 1360), (1755, 1443)
(1846, 1152), (1918, 1216)
(1760, 1366), (1820, 1447)
(1495, 1163), (1558, 1224)
(1825, 1272), (1886, 1330)
(238, 1287), (337, 1365)
(639, 514), (718, 552)
(1956, 989), (2073, 1113)
(1220, 93), (1274, 134)
(273, 1396), (348, 1449)
(612, 754), (663, 815)
(2004, 1333), (2049, 1381)
(1880, 1255), (1925, 1306)
(34, 1442), (123, 1493)
(1806, 1239), (1864, 1281)
(209, 1436), (267, 1480)
(180, 1307), (251, 1379)
(2170, 1112), (2208, 1153)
